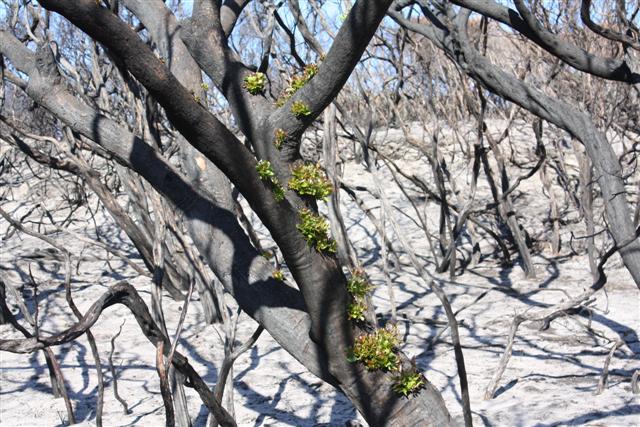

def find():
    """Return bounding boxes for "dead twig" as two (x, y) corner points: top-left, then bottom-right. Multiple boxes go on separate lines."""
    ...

(108, 319), (130, 414)
(596, 338), (625, 395)
(156, 340), (175, 427)
(166, 276), (195, 370)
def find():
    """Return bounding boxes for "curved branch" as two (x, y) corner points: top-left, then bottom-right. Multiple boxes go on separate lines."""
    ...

(442, 0), (640, 83)
(580, 0), (640, 51)
(288, 0), (325, 56)
(0, 280), (76, 423)
(266, 0), (395, 148)
(178, 0), (273, 143)
(484, 225), (639, 399)
(221, 0), (252, 38)
(0, 282), (237, 427)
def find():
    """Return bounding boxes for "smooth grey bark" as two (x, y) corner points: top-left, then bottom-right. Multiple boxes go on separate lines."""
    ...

(0, 280), (7, 325)
(179, 0), (274, 146)
(59, 1), (453, 424)
(580, 0), (640, 50)
(453, 17), (640, 287)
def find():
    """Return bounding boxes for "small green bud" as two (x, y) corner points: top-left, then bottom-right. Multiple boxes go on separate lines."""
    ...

(291, 101), (312, 118)
(243, 72), (266, 95)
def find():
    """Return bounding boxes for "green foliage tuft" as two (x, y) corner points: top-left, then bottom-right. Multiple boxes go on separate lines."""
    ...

(346, 269), (373, 298)
(256, 160), (285, 202)
(256, 159), (275, 180)
(243, 72), (266, 95)
(288, 63), (319, 94)
(303, 63), (319, 79)
(274, 128), (287, 150)
(272, 185), (285, 201)
(276, 63), (319, 107)
(296, 208), (336, 253)
(345, 269), (373, 324)
(291, 101), (312, 118)
(347, 301), (367, 322)
(288, 163), (333, 199)
(393, 370), (426, 397)
(349, 326), (399, 371)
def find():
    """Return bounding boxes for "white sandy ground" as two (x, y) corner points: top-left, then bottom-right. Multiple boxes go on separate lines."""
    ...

(1, 127), (639, 426)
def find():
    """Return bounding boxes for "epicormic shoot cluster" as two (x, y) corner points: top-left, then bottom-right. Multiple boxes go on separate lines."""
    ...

(296, 208), (336, 254)
(243, 72), (266, 95)
(256, 159), (285, 201)
(349, 326), (399, 371)
(291, 101), (312, 118)
(274, 128), (287, 150)
(345, 270), (426, 397)
(346, 269), (373, 323)
(392, 369), (426, 398)
(288, 163), (333, 200)
(276, 63), (319, 107)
